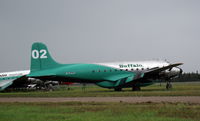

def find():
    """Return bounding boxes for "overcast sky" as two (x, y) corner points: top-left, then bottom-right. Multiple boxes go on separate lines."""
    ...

(0, 0), (200, 72)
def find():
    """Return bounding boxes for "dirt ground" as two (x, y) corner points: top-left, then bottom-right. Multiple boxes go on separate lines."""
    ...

(0, 96), (200, 104)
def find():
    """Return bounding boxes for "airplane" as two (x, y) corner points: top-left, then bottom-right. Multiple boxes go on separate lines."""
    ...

(0, 42), (183, 91)
(0, 70), (29, 91)
(0, 70), (59, 91)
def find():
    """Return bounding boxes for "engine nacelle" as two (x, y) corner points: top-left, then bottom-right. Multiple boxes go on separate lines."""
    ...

(27, 78), (43, 83)
(165, 67), (183, 78)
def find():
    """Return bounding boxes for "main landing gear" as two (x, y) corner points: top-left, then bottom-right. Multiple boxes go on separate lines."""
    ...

(132, 86), (141, 91)
(166, 81), (172, 90)
(114, 87), (122, 91)
(114, 86), (141, 91)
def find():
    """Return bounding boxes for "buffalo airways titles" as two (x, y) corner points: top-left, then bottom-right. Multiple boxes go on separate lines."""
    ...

(119, 64), (143, 68)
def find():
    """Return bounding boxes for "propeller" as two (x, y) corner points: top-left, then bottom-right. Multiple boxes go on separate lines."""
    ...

(168, 67), (172, 71)
(177, 67), (183, 78)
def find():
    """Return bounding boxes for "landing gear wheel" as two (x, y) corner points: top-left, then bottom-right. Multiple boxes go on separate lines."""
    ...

(166, 82), (172, 90)
(132, 86), (141, 91)
(47, 84), (54, 91)
(114, 88), (122, 91)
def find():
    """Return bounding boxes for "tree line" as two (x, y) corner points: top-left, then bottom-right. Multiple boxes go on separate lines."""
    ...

(173, 73), (200, 82)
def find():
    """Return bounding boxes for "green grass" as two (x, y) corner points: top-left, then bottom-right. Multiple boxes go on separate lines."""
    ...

(0, 82), (200, 97)
(0, 102), (199, 121)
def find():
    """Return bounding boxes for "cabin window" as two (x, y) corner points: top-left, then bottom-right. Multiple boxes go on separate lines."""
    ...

(131, 69), (134, 71)
(125, 69), (128, 71)
(104, 70), (106, 72)
(142, 68), (144, 70)
(120, 69), (123, 71)
(136, 68), (139, 71)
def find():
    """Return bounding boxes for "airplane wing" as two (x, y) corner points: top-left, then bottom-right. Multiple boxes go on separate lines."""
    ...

(144, 63), (183, 76)
(0, 79), (14, 91)
(0, 76), (28, 91)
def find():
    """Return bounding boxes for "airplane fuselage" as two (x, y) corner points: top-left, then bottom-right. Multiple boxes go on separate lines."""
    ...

(29, 60), (182, 88)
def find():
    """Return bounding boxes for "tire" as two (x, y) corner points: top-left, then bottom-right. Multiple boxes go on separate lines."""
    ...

(166, 83), (172, 90)
(47, 84), (54, 91)
(132, 86), (141, 91)
(114, 88), (122, 91)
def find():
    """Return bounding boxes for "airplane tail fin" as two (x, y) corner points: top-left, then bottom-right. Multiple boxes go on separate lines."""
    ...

(30, 42), (62, 72)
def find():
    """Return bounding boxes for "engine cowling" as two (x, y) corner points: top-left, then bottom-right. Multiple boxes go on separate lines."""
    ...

(165, 67), (183, 78)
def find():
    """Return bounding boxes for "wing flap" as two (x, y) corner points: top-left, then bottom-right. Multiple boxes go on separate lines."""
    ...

(97, 72), (144, 88)
(103, 74), (134, 82)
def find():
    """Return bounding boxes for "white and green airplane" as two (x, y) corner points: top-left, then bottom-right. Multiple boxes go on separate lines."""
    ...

(0, 42), (183, 91)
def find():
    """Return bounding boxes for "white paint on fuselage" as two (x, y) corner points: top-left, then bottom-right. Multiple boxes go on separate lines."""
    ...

(97, 60), (170, 71)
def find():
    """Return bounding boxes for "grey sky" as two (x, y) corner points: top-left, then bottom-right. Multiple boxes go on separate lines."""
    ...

(0, 0), (200, 72)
